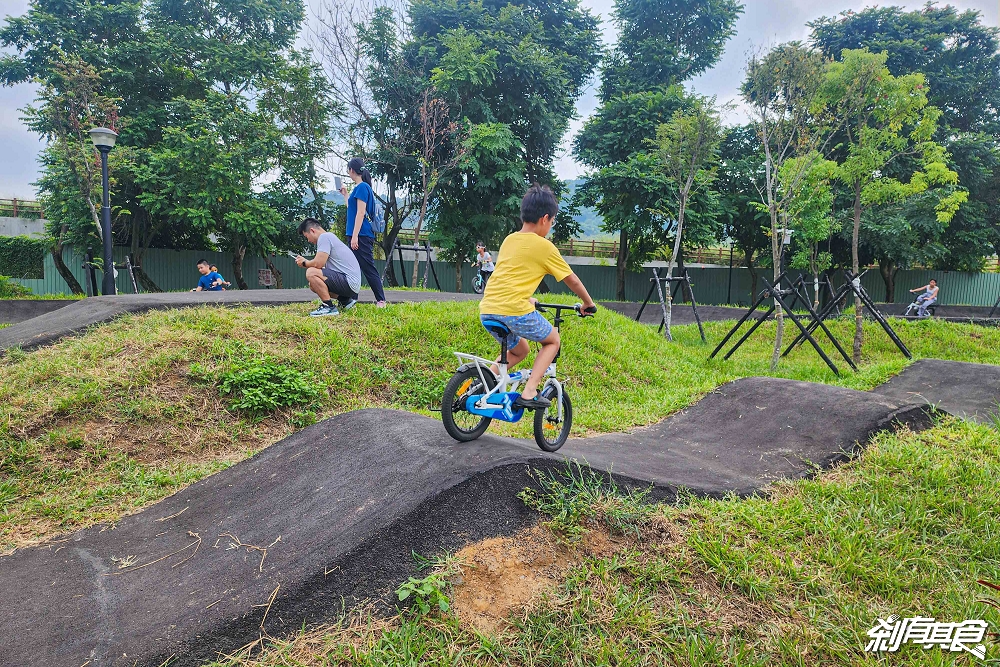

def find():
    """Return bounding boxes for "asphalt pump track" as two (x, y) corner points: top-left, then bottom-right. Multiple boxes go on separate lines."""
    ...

(4, 357), (1000, 665)
(2, 294), (999, 665)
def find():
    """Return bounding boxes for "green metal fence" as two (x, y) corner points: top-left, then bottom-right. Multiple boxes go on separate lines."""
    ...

(11, 247), (1000, 307)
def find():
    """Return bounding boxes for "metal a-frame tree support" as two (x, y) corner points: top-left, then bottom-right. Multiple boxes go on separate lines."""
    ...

(634, 267), (706, 342)
(709, 271), (859, 375)
(987, 291), (1000, 319)
(382, 238), (442, 290)
(784, 269), (912, 361)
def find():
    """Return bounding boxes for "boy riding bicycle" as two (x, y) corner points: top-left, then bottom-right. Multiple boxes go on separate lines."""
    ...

(479, 184), (597, 410)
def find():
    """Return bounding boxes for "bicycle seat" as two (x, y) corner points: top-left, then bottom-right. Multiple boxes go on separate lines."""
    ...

(481, 319), (510, 338)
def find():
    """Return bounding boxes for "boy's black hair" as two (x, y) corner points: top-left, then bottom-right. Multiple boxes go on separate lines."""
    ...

(930, 278), (938, 283)
(520, 183), (559, 224)
(196, 258), (210, 267)
(297, 217), (324, 235)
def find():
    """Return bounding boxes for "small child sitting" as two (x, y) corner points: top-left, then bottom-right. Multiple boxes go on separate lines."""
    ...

(478, 184), (597, 410)
(192, 259), (227, 291)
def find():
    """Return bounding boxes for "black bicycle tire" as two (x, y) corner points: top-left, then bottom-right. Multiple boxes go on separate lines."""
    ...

(533, 385), (572, 452)
(442, 367), (495, 442)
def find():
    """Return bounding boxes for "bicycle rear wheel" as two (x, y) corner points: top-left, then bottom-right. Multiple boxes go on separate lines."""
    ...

(442, 367), (496, 442)
(533, 383), (572, 452)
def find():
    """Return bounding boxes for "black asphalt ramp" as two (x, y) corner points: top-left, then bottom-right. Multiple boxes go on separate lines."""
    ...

(562, 377), (931, 496)
(1, 409), (551, 667)
(0, 289), (481, 352)
(873, 359), (1000, 423)
(1, 376), (936, 666)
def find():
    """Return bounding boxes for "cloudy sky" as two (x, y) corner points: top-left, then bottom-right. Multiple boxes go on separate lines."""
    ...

(0, 0), (997, 197)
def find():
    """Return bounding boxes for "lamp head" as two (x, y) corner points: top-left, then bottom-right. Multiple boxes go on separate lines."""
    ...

(89, 127), (118, 150)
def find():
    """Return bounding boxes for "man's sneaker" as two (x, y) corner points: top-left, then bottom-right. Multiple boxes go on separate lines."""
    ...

(340, 298), (358, 311)
(309, 304), (340, 317)
(515, 394), (551, 410)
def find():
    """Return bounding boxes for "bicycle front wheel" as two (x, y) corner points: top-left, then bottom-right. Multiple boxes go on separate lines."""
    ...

(442, 367), (496, 442)
(533, 383), (572, 452)
(472, 275), (485, 294)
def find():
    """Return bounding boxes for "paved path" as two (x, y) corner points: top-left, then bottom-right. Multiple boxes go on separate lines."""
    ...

(4, 358), (998, 666)
(0, 289), (480, 352)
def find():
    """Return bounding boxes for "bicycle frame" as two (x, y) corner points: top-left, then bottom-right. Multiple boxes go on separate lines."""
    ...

(452, 352), (561, 423)
(452, 302), (580, 424)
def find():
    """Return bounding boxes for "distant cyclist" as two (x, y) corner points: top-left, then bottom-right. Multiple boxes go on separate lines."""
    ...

(908, 279), (939, 317)
(474, 241), (494, 287)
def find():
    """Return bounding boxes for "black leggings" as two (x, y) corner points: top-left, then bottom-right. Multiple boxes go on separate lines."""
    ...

(351, 235), (386, 302)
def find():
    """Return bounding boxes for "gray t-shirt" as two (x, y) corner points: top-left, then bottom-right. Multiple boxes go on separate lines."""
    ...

(317, 232), (362, 294)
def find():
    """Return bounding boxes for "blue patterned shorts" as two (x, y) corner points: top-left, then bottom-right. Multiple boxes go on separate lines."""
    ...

(480, 311), (553, 348)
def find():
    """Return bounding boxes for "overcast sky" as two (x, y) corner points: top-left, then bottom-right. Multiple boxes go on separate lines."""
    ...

(0, 0), (997, 197)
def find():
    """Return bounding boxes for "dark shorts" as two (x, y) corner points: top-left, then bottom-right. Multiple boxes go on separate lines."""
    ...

(322, 268), (358, 302)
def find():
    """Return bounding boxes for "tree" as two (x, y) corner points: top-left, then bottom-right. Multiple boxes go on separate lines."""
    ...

(409, 0), (602, 264)
(653, 97), (723, 339)
(825, 48), (966, 362)
(24, 54), (122, 294)
(782, 153), (839, 306)
(410, 89), (464, 286)
(136, 96), (282, 289)
(716, 125), (768, 301)
(811, 4), (1000, 275)
(575, 0), (742, 299)
(3, 0), (316, 291)
(742, 43), (837, 369)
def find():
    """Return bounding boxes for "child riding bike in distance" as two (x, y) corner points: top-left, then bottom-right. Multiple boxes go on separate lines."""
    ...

(479, 184), (597, 411)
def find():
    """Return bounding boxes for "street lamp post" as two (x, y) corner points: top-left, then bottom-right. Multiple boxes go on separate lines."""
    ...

(89, 127), (118, 296)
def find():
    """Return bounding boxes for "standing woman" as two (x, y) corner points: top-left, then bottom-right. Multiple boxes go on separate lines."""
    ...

(340, 157), (387, 307)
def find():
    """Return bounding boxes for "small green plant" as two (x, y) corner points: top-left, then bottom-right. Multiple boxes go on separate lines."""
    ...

(395, 552), (462, 615)
(0, 276), (32, 298)
(519, 461), (654, 541)
(218, 357), (322, 416)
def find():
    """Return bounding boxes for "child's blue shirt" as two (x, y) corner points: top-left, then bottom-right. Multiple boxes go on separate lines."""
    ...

(198, 271), (224, 291)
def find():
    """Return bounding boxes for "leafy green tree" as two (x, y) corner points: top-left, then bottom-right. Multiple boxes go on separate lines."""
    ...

(575, 0), (742, 300)
(781, 153), (839, 306)
(825, 48), (967, 361)
(136, 96), (281, 289)
(3, 0), (317, 290)
(716, 125), (769, 301)
(23, 54), (121, 294)
(406, 0), (602, 265)
(811, 5), (1000, 275)
(653, 96), (723, 339)
(742, 43), (837, 369)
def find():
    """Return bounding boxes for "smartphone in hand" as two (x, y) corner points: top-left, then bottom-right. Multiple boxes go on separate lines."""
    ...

(334, 176), (343, 191)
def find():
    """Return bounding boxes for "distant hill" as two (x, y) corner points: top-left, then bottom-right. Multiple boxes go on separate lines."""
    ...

(565, 179), (611, 240)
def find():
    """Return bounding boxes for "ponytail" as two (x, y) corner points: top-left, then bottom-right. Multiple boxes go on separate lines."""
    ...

(347, 157), (373, 187)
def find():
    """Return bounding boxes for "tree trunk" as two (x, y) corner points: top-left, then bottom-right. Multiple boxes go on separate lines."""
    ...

(232, 244), (248, 290)
(411, 168), (431, 286)
(380, 178), (403, 288)
(129, 231), (162, 292)
(455, 261), (462, 292)
(676, 251), (691, 302)
(852, 180), (863, 365)
(264, 255), (283, 289)
(878, 260), (897, 303)
(769, 209), (783, 371)
(663, 199), (687, 342)
(51, 226), (84, 295)
(615, 228), (629, 301)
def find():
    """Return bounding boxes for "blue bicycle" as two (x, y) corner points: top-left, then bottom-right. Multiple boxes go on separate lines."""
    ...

(441, 303), (592, 452)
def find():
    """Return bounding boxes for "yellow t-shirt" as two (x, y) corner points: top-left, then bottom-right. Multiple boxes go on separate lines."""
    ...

(479, 232), (573, 316)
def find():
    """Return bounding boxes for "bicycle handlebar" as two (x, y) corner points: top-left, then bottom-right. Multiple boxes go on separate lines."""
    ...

(534, 302), (597, 317)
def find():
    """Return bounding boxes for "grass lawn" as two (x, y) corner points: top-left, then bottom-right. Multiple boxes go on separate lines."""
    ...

(210, 417), (1000, 666)
(2, 300), (1000, 554)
